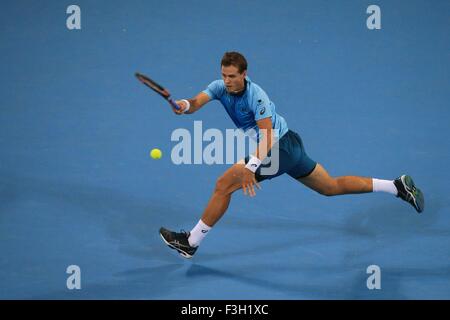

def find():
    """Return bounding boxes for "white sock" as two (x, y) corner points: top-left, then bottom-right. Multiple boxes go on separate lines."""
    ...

(372, 178), (398, 195)
(188, 219), (212, 247)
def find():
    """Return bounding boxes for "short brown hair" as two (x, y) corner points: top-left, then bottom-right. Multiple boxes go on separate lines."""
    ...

(221, 52), (247, 73)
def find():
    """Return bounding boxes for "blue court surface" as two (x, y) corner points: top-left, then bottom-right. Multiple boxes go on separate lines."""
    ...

(1, 0), (449, 299)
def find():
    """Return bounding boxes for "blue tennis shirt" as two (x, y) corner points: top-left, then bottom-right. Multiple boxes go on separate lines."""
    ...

(202, 77), (288, 140)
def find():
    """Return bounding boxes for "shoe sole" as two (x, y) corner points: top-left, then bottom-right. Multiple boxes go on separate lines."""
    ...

(401, 175), (424, 213)
(159, 233), (193, 259)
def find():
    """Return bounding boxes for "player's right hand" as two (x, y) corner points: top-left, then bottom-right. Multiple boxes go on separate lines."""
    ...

(173, 100), (188, 115)
(240, 166), (261, 197)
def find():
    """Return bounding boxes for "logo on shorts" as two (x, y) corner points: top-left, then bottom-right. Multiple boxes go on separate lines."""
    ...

(201, 230), (209, 233)
(259, 107), (266, 115)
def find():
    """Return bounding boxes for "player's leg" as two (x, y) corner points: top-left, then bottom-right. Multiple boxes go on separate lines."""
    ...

(159, 161), (246, 258)
(200, 159), (246, 226)
(286, 130), (424, 212)
(159, 133), (297, 258)
(296, 164), (424, 212)
(184, 146), (294, 252)
(286, 133), (373, 195)
(296, 163), (373, 196)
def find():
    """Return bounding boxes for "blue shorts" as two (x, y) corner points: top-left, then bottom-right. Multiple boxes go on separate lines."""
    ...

(245, 130), (317, 182)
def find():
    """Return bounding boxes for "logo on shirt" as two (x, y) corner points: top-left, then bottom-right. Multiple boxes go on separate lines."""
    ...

(259, 107), (266, 115)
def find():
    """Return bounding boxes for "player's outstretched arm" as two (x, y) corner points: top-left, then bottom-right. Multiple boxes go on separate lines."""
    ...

(173, 92), (210, 115)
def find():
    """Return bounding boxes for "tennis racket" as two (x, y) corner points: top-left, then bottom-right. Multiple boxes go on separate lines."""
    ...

(135, 72), (180, 110)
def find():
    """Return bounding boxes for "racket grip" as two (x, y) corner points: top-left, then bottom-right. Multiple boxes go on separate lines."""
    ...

(168, 98), (181, 110)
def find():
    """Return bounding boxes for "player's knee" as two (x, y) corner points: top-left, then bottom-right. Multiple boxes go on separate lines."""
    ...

(214, 175), (226, 193)
(316, 180), (338, 197)
(215, 174), (233, 195)
(317, 188), (334, 197)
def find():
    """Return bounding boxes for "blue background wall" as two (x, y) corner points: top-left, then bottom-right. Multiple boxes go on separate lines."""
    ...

(0, 0), (449, 299)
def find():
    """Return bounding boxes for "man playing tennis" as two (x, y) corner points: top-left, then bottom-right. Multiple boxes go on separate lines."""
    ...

(159, 52), (424, 259)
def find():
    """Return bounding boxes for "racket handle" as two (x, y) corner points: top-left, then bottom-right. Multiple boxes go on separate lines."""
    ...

(168, 98), (181, 110)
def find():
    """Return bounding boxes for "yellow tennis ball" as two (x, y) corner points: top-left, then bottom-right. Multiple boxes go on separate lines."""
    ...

(150, 148), (162, 159)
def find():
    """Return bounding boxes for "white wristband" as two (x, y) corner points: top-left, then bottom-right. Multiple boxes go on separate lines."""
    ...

(181, 99), (191, 113)
(245, 155), (262, 173)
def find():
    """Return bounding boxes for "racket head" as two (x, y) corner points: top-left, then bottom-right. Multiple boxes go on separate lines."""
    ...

(135, 72), (171, 99)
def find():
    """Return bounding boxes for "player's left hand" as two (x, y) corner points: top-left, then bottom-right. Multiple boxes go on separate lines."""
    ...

(241, 167), (261, 197)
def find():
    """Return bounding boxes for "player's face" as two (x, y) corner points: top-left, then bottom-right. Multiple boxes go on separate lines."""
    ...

(221, 65), (246, 94)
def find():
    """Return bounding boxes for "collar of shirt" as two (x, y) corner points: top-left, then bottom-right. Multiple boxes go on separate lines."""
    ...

(229, 77), (251, 97)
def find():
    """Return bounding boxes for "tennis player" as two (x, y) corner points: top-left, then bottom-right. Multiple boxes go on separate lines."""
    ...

(160, 52), (424, 258)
